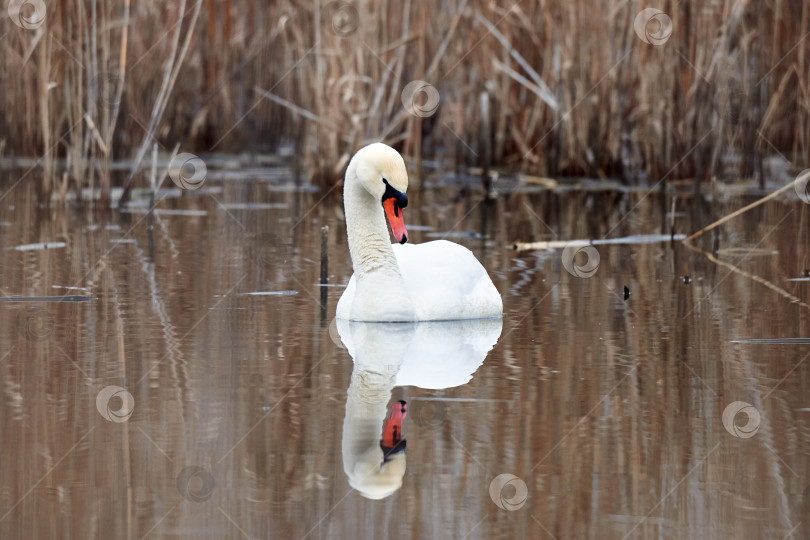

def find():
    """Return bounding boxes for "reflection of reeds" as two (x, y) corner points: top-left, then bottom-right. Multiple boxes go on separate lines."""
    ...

(683, 240), (810, 312)
(0, 182), (808, 538)
(2, 1), (809, 201)
(684, 170), (810, 243)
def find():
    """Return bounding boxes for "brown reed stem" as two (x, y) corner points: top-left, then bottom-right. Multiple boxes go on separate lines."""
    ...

(683, 170), (810, 243)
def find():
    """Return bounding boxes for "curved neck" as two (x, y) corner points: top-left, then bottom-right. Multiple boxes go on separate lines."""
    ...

(343, 363), (397, 457)
(341, 324), (411, 498)
(344, 168), (400, 277)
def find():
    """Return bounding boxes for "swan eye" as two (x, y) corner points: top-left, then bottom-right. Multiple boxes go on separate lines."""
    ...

(381, 179), (408, 208)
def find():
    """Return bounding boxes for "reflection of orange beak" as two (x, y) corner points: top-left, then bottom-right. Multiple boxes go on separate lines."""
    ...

(383, 199), (408, 244)
(382, 400), (407, 448)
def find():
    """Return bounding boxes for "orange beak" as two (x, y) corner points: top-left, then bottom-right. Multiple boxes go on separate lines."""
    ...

(383, 198), (408, 244)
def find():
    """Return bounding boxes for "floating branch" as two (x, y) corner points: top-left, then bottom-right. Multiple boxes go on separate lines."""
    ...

(512, 234), (686, 251)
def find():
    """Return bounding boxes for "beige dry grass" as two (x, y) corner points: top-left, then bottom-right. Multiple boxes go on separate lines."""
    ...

(1, 0), (808, 204)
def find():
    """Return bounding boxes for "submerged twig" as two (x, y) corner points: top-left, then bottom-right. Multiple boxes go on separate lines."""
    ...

(320, 226), (329, 285)
(320, 225), (329, 322)
(683, 241), (810, 312)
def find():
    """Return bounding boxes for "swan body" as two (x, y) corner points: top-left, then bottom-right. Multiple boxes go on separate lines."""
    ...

(337, 318), (503, 389)
(336, 143), (503, 322)
(338, 240), (502, 321)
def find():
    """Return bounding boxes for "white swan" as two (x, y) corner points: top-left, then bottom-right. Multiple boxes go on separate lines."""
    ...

(339, 318), (502, 499)
(336, 143), (503, 322)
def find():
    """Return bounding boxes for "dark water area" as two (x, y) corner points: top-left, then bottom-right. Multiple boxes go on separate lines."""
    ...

(1, 171), (809, 539)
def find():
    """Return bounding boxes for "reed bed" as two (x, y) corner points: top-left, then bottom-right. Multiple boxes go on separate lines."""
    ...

(1, 0), (808, 203)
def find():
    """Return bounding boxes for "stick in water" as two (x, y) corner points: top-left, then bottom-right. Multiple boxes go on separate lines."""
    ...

(319, 226), (329, 324)
(683, 170), (810, 243)
(320, 226), (329, 284)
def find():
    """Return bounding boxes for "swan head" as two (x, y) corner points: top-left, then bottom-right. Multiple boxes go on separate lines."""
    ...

(349, 143), (409, 244)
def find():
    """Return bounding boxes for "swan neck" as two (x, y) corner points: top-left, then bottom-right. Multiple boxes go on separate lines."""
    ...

(344, 170), (400, 277)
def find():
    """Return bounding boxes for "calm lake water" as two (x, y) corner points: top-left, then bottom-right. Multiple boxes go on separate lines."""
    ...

(1, 170), (809, 539)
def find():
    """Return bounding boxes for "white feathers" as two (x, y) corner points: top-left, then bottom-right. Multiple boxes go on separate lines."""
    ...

(338, 143), (503, 322)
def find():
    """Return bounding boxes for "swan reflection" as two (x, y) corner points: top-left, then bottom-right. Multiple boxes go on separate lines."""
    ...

(337, 318), (502, 499)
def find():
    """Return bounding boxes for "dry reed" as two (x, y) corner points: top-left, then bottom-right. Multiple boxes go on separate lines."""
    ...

(1, 0), (808, 204)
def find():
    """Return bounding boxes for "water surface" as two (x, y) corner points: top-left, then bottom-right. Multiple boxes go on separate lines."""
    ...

(1, 173), (809, 539)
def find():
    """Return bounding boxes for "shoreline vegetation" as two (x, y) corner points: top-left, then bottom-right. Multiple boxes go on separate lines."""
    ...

(1, 0), (808, 205)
